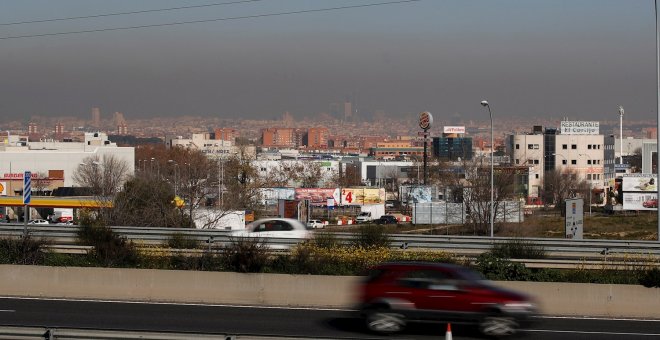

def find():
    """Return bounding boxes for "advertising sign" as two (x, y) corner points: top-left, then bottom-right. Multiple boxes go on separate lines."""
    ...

(278, 199), (298, 219)
(0, 182), (5, 196)
(560, 121), (599, 135)
(340, 188), (386, 205)
(622, 174), (657, 192)
(294, 188), (340, 206)
(623, 193), (658, 210)
(419, 111), (433, 130)
(564, 198), (583, 239)
(260, 188), (295, 205)
(400, 185), (433, 203)
(443, 126), (466, 134)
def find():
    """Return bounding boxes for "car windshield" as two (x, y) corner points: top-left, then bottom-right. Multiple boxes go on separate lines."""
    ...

(453, 266), (487, 282)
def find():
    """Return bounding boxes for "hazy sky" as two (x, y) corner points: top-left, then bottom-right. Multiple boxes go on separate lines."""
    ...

(0, 0), (656, 122)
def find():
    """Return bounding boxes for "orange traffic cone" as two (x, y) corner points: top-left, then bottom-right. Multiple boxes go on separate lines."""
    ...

(445, 323), (452, 340)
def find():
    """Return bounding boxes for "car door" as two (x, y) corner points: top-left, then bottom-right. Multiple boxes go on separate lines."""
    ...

(396, 269), (460, 317)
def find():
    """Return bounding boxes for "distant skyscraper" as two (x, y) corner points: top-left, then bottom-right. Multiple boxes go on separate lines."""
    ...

(282, 111), (294, 127)
(344, 100), (352, 121)
(91, 107), (101, 128)
(113, 112), (126, 126)
(54, 122), (65, 135)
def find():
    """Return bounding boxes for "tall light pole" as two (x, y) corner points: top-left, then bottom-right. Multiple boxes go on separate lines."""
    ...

(618, 105), (624, 164)
(579, 154), (593, 217)
(481, 100), (494, 238)
(656, 0), (660, 242)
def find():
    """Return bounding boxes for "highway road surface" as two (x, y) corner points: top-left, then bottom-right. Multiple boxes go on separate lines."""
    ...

(1, 297), (659, 339)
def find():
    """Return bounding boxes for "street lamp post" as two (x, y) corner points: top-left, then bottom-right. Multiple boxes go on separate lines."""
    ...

(579, 154), (593, 217)
(481, 100), (494, 238)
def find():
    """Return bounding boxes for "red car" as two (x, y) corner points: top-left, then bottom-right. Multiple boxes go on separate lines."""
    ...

(357, 262), (537, 337)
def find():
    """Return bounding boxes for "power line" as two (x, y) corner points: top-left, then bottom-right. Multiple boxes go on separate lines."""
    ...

(0, 0), (422, 41)
(0, 0), (267, 26)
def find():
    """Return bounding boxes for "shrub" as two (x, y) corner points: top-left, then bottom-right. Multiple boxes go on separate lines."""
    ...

(491, 239), (546, 259)
(0, 236), (48, 265)
(312, 232), (342, 249)
(167, 232), (200, 249)
(475, 252), (531, 281)
(351, 224), (390, 248)
(77, 218), (139, 267)
(220, 237), (269, 273)
(639, 268), (660, 288)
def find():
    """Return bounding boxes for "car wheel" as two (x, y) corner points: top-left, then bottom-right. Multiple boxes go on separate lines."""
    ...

(479, 316), (518, 337)
(365, 310), (405, 334)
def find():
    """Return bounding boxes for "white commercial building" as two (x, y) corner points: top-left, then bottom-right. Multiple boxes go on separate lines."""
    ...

(509, 133), (544, 197)
(166, 133), (255, 159)
(0, 132), (134, 189)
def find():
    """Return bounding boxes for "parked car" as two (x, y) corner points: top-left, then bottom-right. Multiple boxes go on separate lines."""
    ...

(229, 218), (311, 249)
(643, 198), (658, 208)
(306, 219), (324, 229)
(28, 219), (49, 225)
(357, 262), (537, 337)
(376, 215), (398, 225)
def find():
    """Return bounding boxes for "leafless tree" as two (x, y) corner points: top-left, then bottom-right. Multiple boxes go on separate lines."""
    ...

(542, 168), (589, 211)
(73, 154), (130, 222)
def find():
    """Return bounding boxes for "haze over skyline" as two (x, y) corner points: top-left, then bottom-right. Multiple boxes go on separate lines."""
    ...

(0, 0), (656, 122)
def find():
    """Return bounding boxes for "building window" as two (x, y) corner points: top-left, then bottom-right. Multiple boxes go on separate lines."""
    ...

(587, 160), (592, 164)
(571, 144), (577, 149)
(597, 145), (601, 149)
(571, 160), (577, 165)
(588, 145), (592, 149)
(534, 144), (539, 149)
(587, 174), (592, 180)
(562, 159), (567, 165)
(515, 159), (520, 164)
(535, 174), (539, 179)
(533, 159), (539, 164)
(516, 144), (519, 149)
(528, 144), (533, 149)
(562, 144), (568, 149)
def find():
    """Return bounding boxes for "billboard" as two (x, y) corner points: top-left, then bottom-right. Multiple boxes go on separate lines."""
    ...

(560, 121), (599, 135)
(341, 188), (386, 205)
(0, 182), (5, 196)
(623, 193), (658, 210)
(443, 126), (466, 134)
(622, 174), (657, 192)
(260, 188), (295, 205)
(564, 198), (583, 239)
(295, 188), (340, 206)
(400, 185), (433, 203)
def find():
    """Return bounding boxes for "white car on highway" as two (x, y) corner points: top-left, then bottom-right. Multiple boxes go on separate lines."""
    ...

(229, 218), (311, 249)
(306, 219), (325, 229)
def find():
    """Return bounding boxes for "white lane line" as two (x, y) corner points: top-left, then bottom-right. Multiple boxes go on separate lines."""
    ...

(525, 329), (660, 336)
(0, 310), (15, 312)
(536, 315), (660, 322)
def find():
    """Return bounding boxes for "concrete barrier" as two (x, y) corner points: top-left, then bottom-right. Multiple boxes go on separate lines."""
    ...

(1, 265), (659, 318)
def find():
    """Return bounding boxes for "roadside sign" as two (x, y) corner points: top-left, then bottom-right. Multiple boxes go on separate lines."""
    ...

(23, 171), (31, 205)
(564, 198), (583, 239)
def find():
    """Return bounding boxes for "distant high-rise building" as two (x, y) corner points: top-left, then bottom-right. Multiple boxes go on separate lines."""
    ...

(113, 112), (126, 126)
(214, 128), (237, 142)
(91, 107), (101, 128)
(54, 122), (65, 135)
(307, 127), (329, 148)
(282, 111), (294, 127)
(261, 128), (296, 148)
(117, 123), (128, 135)
(344, 100), (352, 121)
(28, 122), (38, 134)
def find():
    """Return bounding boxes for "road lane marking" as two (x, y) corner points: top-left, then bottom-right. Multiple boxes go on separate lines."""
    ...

(525, 329), (660, 336)
(536, 315), (660, 322)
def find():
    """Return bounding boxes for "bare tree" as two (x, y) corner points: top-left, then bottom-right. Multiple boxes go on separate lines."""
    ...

(73, 154), (130, 222)
(542, 168), (589, 211)
(222, 151), (267, 217)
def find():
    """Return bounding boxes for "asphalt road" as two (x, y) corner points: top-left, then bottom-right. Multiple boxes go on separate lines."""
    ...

(1, 297), (659, 339)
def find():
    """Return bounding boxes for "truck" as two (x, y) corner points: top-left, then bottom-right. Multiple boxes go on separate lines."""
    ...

(355, 204), (385, 223)
(50, 208), (74, 223)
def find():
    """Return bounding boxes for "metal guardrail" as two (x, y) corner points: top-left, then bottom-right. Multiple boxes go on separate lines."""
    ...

(3, 223), (660, 261)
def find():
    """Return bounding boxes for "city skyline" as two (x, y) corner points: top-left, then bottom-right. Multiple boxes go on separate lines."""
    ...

(0, 0), (657, 121)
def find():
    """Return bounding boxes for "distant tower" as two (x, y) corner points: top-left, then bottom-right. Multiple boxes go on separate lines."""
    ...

(343, 99), (352, 121)
(28, 122), (38, 134)
(282, 111), (294, 127)
(54, 122), (65, 135)
(113, 111), (126, 126)
(91, 107), (101, 128)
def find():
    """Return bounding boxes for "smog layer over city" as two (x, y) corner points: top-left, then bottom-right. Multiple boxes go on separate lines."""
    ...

(1, 1), (659, 340)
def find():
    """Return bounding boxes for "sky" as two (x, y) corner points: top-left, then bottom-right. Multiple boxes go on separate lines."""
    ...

(0, 0), (657, 122)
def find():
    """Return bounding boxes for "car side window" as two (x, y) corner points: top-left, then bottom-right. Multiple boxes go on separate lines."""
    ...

(397, 269), (454, 290)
